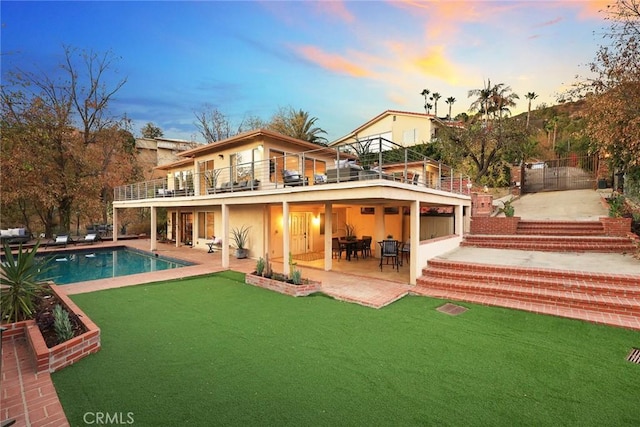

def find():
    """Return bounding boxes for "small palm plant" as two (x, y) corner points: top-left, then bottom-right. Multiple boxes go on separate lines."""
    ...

(1, 242), (52, 323)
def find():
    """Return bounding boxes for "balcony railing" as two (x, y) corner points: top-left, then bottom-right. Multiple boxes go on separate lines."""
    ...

(114, 138), (471, 202)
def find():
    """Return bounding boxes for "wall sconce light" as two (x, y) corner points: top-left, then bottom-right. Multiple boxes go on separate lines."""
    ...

(257, 144), (264, 151)
(218, 154), (224, 159)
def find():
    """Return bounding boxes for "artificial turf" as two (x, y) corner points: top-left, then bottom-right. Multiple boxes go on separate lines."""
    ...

(53, 271), (640, 426)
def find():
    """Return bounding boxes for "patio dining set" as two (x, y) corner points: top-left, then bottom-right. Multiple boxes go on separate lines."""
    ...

(332, 237), (409, 271)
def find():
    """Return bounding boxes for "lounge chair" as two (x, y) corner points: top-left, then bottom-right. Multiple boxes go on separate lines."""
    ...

(282, 170), (309, 187)
(78, 233), (100, 245)
(46, 234), (74, 248)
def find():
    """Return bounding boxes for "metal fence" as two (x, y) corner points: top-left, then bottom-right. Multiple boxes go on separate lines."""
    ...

(522, 155), (597, 193)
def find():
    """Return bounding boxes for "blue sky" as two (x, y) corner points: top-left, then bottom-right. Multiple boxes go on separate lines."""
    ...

(1, 1), (609, 142)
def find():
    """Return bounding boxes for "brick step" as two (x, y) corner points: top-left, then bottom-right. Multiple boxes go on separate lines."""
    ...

(425, 258), (640, 287)
(462, 235), (636, 253)
(421, 266), (640, 298)
(465, 234), (629, 244)
(409, 287), (640, 330)
(516, 220), (605, 236)
(460, 240), (636, 253)
(415, 276), (640, 317)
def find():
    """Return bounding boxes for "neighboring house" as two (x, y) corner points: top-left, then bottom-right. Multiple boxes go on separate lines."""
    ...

(113, 128), (471, 285)
(136, 137), (200, 180)
(330, 110), (462, 148)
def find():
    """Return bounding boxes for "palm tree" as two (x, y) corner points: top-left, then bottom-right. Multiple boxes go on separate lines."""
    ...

(468, 79), (493, 122)
(430, 92), (442, 117)
(270, 109), (328, 145)
(489, 82), (519, 118)
(445, 96), (456, 120)
(525, 92), (538, 128)
(420, 89), (430, 113)
(425, 103), (433, 114)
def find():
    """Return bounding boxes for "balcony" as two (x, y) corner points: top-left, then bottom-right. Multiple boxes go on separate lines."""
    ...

(114, 138), (471, 202)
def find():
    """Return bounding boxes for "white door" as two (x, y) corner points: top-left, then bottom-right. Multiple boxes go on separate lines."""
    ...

(290, 212), (308, 255)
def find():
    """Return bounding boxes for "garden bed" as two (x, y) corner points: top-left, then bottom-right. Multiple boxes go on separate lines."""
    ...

(245, 273), (321, 297)
(1, 284), (101, 373)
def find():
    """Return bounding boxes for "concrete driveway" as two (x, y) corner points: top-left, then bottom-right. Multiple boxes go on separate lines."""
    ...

(509, 189), (609, 220)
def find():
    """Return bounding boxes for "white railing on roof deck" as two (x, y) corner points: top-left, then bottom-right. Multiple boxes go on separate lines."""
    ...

(113, 137), (472, 201)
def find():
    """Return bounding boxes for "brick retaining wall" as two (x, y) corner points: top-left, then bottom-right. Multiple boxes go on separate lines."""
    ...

(470, 216), (521, 235)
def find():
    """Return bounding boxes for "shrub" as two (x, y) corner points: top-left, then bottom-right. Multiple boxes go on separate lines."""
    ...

(0, 242), (52, 323)
(256, 257), (265, 276)
(290, 269), (302, 285)
(608, 194), (625, 217)
(498, 200), (515, 217)
(53, 304), (74, 344)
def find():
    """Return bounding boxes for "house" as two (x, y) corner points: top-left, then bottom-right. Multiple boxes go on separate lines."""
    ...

(112, 128), (471, 285)
(330, 110), (462, 148)
(135, 137), (200, 180)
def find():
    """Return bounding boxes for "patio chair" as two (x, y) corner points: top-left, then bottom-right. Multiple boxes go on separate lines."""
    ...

(412, 174), (420, 185)
(361, 236), (373, 258)
(46, 234), (74, 248)
(379, 239), (399, 271)
(282, 170), (309, 187)
(331, 237), (342, 260)
(400, 240), (410, 265)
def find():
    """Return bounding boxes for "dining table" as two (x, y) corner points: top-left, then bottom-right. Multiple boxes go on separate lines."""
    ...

(338, 238), (362, 261)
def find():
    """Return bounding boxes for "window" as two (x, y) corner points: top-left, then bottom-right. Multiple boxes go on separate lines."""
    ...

(197, 211), (215, 239)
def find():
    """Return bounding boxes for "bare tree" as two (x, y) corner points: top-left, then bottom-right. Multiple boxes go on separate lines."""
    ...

(194, 105), (233, 143)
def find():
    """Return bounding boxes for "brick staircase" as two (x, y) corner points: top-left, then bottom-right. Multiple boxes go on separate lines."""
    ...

(462, 220), (637, 253)
(416, 219), (640, 330)
(414, 258), (640, 329)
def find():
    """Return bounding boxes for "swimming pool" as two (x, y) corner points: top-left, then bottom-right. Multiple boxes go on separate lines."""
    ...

(35, 247), (193, 285)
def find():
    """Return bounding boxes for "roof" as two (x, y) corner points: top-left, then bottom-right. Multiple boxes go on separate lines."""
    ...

(330, 110), (436, 146)
(155, 129), (341, 171)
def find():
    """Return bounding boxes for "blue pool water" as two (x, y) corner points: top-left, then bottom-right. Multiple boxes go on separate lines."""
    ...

(35, 247), (193, 285)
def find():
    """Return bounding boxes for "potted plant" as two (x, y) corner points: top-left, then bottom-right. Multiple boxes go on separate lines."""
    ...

(230, 225), (251, 258)
(344, 223), (357, 241)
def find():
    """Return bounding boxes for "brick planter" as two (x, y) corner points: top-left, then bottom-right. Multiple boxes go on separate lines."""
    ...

(245, 274), (321, 297)
(600, 217), (632, 237)
(470, 216), (521, 235)
(1, 284), (101, 373)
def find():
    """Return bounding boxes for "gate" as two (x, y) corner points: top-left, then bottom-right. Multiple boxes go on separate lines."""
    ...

(522, 155), (597, 193)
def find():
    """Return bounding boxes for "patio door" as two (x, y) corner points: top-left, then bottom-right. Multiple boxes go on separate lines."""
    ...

(181, 212), (193, 245)
(290, 212), (309, 255)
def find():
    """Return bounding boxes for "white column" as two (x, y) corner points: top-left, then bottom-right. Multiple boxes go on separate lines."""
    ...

(221, 204), (230, 269)
(112, 208), (119, 242)
(324, 202), (332, 271)
(374, 206), (385, 257)
(409, 200), (420, 286)
(282, 201), (290, 276)
(458, 204), (465, 237)
(175, 208), (181, 247)
(150, 206), (157, 251)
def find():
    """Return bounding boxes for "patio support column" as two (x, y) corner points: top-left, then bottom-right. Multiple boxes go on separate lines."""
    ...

(374, 206), (385, 257)
(175, 208), (181, 247)
(150, 206), (157, 251)
(282, 201), (290, 277)
(409, 200), (420, 286)
(323, 202), (332, 271)
(221, 203), (230, 269)
(455, 203), (464, 237)
(112, 208), (119, 242)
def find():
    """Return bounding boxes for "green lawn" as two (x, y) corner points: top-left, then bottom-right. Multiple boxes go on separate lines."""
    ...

(53, 271), (640, 426)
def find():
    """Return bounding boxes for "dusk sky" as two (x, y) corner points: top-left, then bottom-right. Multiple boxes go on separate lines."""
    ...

(1, 1), (610, 142)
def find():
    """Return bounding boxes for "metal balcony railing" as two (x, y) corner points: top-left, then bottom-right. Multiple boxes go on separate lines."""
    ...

(114, 137), (472, 201)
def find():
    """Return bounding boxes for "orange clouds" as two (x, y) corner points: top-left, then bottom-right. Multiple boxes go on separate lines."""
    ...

(294, 45), (371, 78)
(414, 46), (459, 84)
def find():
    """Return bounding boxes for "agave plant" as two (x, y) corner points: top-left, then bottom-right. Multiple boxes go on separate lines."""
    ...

(1, 242), (52, 323)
